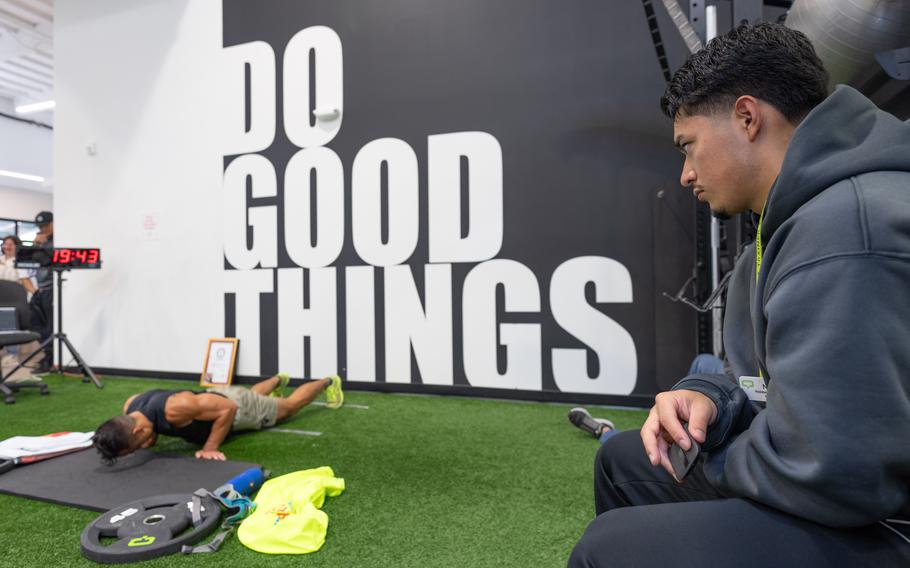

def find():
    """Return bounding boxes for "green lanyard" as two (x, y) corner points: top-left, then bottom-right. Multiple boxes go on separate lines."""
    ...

(755, 207), (765, 378)
(755, 207), (764, 283)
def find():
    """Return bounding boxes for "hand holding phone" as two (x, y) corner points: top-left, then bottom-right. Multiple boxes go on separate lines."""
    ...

(668, 422), (700, 483)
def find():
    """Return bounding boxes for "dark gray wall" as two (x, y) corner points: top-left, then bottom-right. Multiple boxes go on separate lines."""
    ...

(222, 0), (700, 404)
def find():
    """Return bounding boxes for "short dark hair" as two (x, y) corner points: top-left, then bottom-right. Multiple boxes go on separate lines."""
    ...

(660, 23), (829, 123)
(2, 235), (21, 247)
(92, 416), (134, 466)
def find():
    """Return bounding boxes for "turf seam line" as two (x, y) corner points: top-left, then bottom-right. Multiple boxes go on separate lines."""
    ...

(311, 401), (370, 410)
(269, 429), (322, 436)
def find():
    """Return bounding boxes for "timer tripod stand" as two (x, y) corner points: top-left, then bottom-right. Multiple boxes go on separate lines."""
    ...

(6, 268), (103, 389)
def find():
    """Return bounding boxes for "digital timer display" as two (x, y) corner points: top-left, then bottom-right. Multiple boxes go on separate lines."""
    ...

(51, 248), (102, 269)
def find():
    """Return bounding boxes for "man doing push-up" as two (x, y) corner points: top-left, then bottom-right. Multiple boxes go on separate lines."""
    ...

(91, 374), (343, 463)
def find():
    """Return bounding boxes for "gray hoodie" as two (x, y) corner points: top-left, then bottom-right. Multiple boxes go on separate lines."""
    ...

(675, 86), (910, 528)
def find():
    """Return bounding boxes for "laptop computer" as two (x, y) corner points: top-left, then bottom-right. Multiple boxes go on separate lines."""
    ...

(0, 308), (18, 333)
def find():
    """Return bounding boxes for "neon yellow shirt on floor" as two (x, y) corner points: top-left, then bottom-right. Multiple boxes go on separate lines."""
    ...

(238, 466), (345, 554)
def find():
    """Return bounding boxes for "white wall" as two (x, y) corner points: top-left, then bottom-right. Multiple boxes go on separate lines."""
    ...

(0, 185), (52, 221)
(55, 0), (224, 373)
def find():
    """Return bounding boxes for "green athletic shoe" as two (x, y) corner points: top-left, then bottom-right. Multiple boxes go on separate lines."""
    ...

(324, 375), (344, 409)
(270, 372), (290, 397)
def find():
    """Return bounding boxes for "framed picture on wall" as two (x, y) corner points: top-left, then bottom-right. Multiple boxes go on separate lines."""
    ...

(200, 338), (239, 387)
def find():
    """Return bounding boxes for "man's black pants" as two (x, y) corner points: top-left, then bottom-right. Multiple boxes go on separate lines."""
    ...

(568, 431), (910, 567)
(29, 288), (53, 363)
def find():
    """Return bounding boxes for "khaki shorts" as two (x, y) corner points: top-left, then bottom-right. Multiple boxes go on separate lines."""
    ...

(207, 386), (279, 431)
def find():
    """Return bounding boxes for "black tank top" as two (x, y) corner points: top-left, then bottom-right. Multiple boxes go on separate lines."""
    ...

(126, 389), (219, 445)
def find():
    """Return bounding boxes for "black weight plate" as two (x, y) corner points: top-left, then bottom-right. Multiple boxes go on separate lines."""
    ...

(89, 501), (148, 535)
(116, 503), (190, 539)
(81, 493), (220, 564)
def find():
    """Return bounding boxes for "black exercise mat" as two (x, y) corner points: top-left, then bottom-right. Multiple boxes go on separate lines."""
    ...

(0, 448), (260, 512)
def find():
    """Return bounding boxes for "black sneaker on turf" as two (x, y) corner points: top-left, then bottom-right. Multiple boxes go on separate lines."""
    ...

(568, 407), (615, 438)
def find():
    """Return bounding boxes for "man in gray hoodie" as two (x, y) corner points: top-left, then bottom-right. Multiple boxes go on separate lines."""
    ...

(569, 23), (910, 567)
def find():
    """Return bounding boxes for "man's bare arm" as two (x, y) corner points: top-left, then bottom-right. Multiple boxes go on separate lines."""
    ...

(165, 392), (237, 460)
(123, 394), (138, 415)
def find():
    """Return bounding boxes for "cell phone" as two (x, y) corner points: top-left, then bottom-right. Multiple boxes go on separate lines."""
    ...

(668, 423), (700, 483)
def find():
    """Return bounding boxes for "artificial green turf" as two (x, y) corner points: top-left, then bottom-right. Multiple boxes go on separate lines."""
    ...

(0, 374), (648, 567)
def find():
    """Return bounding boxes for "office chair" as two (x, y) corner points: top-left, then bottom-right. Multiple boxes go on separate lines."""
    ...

(0, 280), (47, 403)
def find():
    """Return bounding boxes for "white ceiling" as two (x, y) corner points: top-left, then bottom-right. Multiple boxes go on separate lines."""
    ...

(0, 0), (53, 115)
(0, 1), (53, 193)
